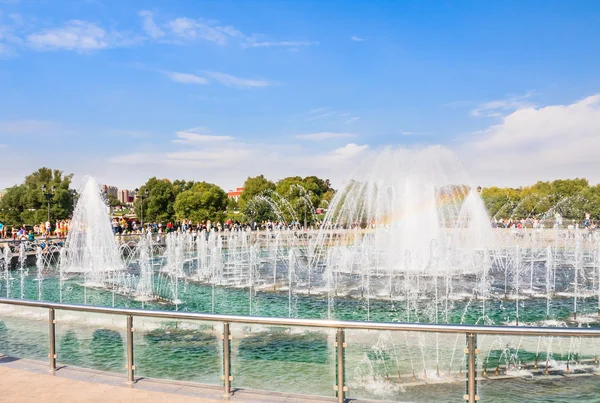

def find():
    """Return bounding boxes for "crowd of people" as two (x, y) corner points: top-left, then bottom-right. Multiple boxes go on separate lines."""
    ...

(491, 212), (597, 231)
(111, 217), (318, 237)
(0, 216), (324, 241)
(0, 219), (71, 240)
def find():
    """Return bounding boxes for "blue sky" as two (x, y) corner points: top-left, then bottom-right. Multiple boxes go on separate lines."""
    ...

(1, 0), (600, 190)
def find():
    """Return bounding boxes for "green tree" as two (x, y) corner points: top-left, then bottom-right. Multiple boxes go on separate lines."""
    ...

(172, 180), (196, 194)
(239, 175), (276, 207)
(227, 197), (239, 211)
(239, 175), (276, 222)
(173, 182), (227, 222)
(303, 176), (333, 197)
(275, 176), (321, 224)
(319, 189), (335, 209)
(0, 167), (75, 225)
(134, 178), (176, 223)
(106, 195), (121, 208)
(480, 178), (592, 220)
(581, 185), (600, 219)
(480, 186), (521, 218)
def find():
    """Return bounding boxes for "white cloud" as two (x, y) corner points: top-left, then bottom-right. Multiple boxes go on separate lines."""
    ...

(174, 128), (235, 143)
(460, 94), (600, 186)
(401, 131), (432, 136)
(104, 125), (368, 191)
(351, 36), (366, 42)
(330, 143), (369, 158)
(138, 10), (164, 39)
(471, 92), (535, 118)
(296, 132), (357, 141)
(167, 17), (232, 45)
(26, 20), (137, 52)
(305, 111), (336, 121)
(143, 12), (317, 49)
(163, 71), (208, 85)
(158, 70), (272, 89)
(204, 71), (272, 88)
(304, 109), (359, 124)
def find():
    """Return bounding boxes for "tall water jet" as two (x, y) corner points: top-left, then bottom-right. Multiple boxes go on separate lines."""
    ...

(135, 233), (154, 305)
(59, 177), (124, 287)
(1, 246), (10, 298)
(313, 146), (495, 278)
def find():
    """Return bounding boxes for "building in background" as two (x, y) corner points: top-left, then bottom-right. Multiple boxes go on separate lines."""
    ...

(118, 189), (130, 205)
(101, 184), (118, 198)
(227, 187), (244, 201)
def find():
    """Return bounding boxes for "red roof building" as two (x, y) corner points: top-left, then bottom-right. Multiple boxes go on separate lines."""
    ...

(227, 187), (244, 201)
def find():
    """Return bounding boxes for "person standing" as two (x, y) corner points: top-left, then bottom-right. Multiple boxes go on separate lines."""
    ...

(585, 212), (591, 228)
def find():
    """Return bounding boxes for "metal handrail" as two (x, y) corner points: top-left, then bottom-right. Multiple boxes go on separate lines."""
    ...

(2, 297), (600, 403)
(1, 297), (600, 336)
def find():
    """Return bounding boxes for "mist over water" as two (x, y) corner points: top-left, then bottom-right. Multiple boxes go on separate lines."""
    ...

(312, 146), (495, 275)
(59, 177), (123, 283)
(4, 147), (600, 402)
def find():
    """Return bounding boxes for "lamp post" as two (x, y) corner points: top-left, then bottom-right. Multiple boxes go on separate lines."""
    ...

(42, 184), (56, 222)
(70, 189), (79, 212)
(135, 188), (149, 233)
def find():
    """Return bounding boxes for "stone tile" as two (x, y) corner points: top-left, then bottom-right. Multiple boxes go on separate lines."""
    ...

(0, 364), (338, 403)
(88, 371), (130, 386)
(133, 380), (185, 394)
(56, 367), (101, 382)
(285, 394), (337, 402)
(175, 385), (228, 399)
(233, 389), (290, 402)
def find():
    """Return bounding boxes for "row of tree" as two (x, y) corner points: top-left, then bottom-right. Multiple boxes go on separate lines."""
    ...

(0, 168), (335, 226)
(480, 178), (600, 220)
(3, 168), (598, 227)
(133, 175), (335, 224)
(0, 168), (76, 226)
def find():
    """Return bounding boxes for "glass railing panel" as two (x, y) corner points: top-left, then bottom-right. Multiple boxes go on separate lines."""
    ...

(55, 310), (126, 374)
(477, 334), (600, 402)
(230, 323), (335, 396)
(0, 304), (48, 361)
(132, 316), (222, 385)
(345, 329), (467, 401)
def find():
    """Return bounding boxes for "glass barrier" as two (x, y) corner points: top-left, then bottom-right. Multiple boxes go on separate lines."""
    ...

(0, 304), (48, 361)
(4, 296), (600, 403)
(477, 334), (600, 402)
(55, 310), (126, 374)
(133, 316), (222, 385)
(345, 329), (467, 402)
(230, 323), (335, 396)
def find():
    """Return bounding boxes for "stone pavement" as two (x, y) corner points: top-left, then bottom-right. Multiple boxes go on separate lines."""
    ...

(0, 356), (337, 403)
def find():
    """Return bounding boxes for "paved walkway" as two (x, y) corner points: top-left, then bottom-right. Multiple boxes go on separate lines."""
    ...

(0, 366), (223, 402)
(0, 356), (336, 403)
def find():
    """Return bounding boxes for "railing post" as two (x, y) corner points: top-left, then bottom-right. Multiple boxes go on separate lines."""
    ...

(335, 328), (346, 403)
(465, 333), (478, 403)
(126, 314), (135, 384)
(222, 322), (232, 395)
(48, 307), (56, 374)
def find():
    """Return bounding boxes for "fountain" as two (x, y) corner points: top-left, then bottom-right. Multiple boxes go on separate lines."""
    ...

(311, 146), (494, 278)
(59, 177), (124, 289)
(4, 147), (600, 401)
